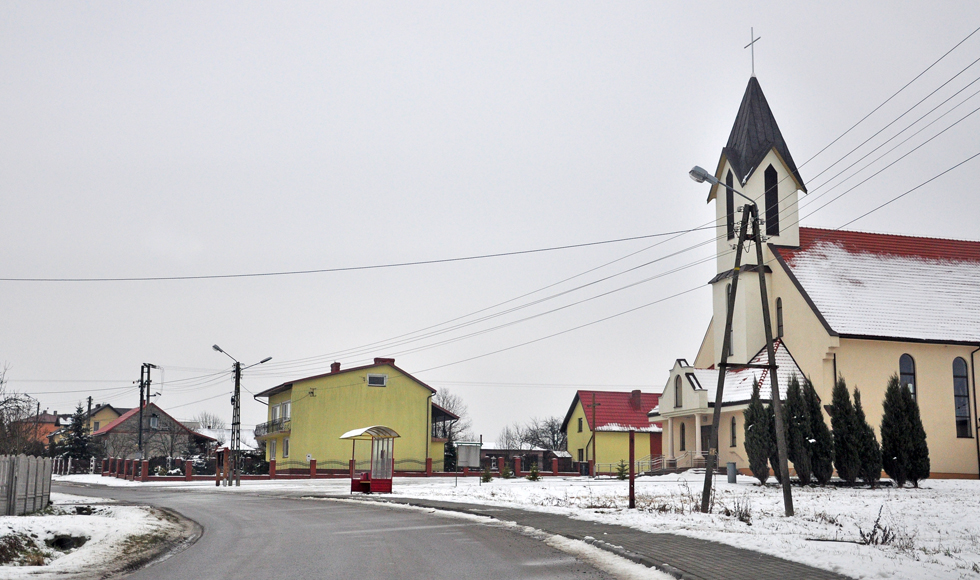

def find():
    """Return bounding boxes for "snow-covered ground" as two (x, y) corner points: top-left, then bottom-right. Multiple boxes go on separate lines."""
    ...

(0, 492), (181, 578)
(55, 472), (980, 579)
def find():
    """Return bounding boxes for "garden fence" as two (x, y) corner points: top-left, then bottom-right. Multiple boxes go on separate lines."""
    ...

(0, 454), (53, 516)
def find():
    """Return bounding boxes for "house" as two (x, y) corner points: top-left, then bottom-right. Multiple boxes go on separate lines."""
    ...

(253, 358), (459, 473)
(92, 403), (216, 459)
(655, 75), (980, 478)
(561, 390), (662, 475)
(47, 404), (131, 446)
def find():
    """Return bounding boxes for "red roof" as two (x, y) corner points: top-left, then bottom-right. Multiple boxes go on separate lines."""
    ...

(779, 227), (980, 264)
(562, 390), (661, 433)
(93, 403), (216, 442)
(255, 357), (437, 398)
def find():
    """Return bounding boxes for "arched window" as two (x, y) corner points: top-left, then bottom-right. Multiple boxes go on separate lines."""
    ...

(674, 375), (683, 407)
(900, 354), (916, 399)
(730, 416), (737, 447)
(954, 357), (971, 438)
(726, 170), (735, 240)
(679, 423), (686, 451)
(776, 297), (784, 338)
(765, 165), (779, 236)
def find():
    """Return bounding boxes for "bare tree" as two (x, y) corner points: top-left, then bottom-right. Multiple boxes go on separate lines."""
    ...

(495, 425), (528, 450)
(495, 416), (567, 451)
(192, 411), (227, 430)
(433, 389), (472, 442)
(0, 363), (45, 456)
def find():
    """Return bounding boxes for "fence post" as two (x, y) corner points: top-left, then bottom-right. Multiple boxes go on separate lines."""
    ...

(309, 459), (317, 479)
(141, 460), (149, 482)
(497, 457), (504, 473)
(269, 459), (276, 479)
(348, 459), (354, 478)
(101, 459), (107, 475)
(552, 458), (559, 475)
(185, 460), (193, 482)
(426, 458), (432, 476)
(588, 459), (595, 477)
(514, 457), (522, 477)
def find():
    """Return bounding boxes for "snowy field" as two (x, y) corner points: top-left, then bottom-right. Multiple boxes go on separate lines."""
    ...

(55, 472), (980, 579)
(0, 492), (180, 578)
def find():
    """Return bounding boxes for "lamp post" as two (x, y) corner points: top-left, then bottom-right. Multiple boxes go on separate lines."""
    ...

(212, 345), (271, 487)
(688, 166), (793, 517)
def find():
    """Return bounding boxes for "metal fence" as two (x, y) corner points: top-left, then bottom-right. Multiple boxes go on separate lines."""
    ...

(1, 455), (53, 516)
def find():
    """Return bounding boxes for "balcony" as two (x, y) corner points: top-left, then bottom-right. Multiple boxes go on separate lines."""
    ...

(255, 417), (291, 438)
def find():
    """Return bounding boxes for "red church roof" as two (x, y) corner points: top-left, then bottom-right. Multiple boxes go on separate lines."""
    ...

(561, 390), (661, 433)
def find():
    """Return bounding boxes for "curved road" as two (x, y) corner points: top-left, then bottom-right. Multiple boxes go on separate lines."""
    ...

(54, 484), (613, 580)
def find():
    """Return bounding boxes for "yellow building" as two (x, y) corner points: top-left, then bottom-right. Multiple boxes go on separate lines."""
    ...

(561, 390), (662, 476)
(254, 358), (458, 473)
(657, 75), (980, 478)
(47, 403), (131, 446)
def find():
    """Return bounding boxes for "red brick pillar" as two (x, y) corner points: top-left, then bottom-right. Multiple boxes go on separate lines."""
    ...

(270, 459), (277, 479)
(497, 457), (504, 473)
(462, 467), (469, 476)
(101, 459), (107, 475)
(185, 460), (193, 481)
(514, 457), (522, 477)
(552, 458), (559, 475)
(426, 458), (432, 476)
(348, 459), (354, 478)
(309, 459), (317, 479)
(588, 459), (595, 477)
(141, 460), (149, 482)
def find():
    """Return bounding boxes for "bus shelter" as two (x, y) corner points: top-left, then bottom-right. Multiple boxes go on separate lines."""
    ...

(340, 425), (400, 494)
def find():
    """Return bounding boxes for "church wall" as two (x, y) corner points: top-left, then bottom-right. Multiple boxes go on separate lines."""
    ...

(835, 339), (979, 477)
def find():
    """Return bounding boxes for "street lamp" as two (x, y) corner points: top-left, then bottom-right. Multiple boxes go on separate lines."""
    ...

(212, 345), (271, 487)
(688, 165), (794, 517)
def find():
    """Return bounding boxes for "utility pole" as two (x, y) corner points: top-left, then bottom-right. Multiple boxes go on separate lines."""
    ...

(137, 363), (158, 461)
(86, 397), (92, 432)
(231, 361), (242, 487)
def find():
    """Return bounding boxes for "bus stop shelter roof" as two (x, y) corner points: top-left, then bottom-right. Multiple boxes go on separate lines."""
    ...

(339, 425), (401, 440)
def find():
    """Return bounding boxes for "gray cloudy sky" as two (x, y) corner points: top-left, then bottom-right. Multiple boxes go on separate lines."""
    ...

(2, 2), (978, 441)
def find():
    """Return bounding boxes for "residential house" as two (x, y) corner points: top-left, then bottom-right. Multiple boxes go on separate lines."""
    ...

(656, 75), (980, 478)
(561, 390), (662, 475)
(254, 358), (458, 473)
(93, 403), (215, 459)
(48, 404), (131, 446)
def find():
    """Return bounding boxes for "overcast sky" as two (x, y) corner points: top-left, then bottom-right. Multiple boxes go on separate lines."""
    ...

(2, 2), (978, 442)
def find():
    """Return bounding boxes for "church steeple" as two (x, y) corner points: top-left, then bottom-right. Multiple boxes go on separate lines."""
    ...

(708, 77), (806, 202)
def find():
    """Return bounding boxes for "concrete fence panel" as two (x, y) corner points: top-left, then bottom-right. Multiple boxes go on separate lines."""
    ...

(1, 455), (53, 516)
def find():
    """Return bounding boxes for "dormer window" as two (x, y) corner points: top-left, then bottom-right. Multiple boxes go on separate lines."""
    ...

(765, 165), (779, 236)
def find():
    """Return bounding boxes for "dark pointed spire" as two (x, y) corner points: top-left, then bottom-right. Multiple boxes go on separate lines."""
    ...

(723, 77), (806, 192)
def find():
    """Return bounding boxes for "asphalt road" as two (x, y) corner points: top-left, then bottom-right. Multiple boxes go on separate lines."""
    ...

(53, 484), (614, 580)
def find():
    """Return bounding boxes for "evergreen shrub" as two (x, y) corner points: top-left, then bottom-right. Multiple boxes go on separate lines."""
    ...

(743, 379), (772, 485)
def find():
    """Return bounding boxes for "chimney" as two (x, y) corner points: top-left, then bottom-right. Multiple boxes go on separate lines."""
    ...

(374, 357), (395, 365)
(629, 390), (642, 411)
(330, 362), (341, 373)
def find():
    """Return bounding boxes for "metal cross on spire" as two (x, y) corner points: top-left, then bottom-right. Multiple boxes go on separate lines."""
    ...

(745, 27), (761, 77)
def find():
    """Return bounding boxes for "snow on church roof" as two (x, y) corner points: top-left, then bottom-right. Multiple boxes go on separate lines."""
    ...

(774, 228), (980, 344)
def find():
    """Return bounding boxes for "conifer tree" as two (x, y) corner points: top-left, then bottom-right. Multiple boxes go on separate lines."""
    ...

(853, 388), (882, 487)
(784, 376), (812, 484)
(881, 375), (909, 487)
(830, 376), (860, 485)
(63, 404), (92, 462)
(805, 379), (834, 485)
(904, 384), (930, 487)
(743, 379), (772, 485)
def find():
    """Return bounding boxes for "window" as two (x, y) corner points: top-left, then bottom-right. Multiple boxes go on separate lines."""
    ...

(954, 357), (971, 438)
(776, 297), (784, 338)
(726, 284), (734, 358)
(577, 417), (583, 432)
(269, 439), (277, 460)
(674, 375), (683, 407)
(281, 401), (291, 420)
(730, 416), (737, 447)
(577, 448), (584, 462)
(149, 414), (159, 429)
(765, 164), (779, 236)
(900, 354), (916, 399)
(271, 404), (280, 421)
(93, 421), (100, 431)
(367, 374), (387, 387)
(283, 437), (290, 458)
(679, 423), (686, 451)
(726, 170), (735, 240)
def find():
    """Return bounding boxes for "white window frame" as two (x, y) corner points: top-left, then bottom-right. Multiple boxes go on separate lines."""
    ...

(149, 414), (159, 430)
(269, 439), (277, 460)
(281, 400), (291, 420)
(367, 374), (388, 387)
(283, 437), (290, 458)
(270, 404), (280, 421)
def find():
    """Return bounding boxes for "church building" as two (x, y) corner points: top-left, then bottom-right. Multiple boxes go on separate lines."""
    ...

(650, 76), (980, 478)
